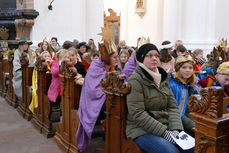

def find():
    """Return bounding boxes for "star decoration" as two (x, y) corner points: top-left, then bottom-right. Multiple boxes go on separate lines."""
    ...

(98, 26), (116, 42)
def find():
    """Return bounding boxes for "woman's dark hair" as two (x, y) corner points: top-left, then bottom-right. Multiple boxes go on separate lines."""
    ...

(63, 40), (74, 49)
(101, 52), (115, 65)
(90, 50), (99, 58)
(160, 40), (172, 63)
(176, 45), (187, 53)
(51, 37), (58, 42)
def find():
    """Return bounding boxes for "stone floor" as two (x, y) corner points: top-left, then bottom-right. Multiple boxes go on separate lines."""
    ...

(0, 96), (62, 153)
(0, 96), (105, 153)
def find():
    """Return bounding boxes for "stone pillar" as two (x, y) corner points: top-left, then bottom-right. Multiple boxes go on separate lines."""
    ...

(15, 19), (34, 40)
(162, 0), (180, 42)
(14, 0), (39, 40)
(86, 0), (104, 44)
(180, 0), (216, 53)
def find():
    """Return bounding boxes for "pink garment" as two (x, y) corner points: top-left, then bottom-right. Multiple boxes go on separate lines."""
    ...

(48, 59), (61, 102)
(159, 57), (175, 73)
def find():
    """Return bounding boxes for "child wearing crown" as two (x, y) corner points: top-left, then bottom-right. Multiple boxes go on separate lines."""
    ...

(0, 41), (11, 59)
(169, 55), (200, 137)
(76, 27), (121, 151)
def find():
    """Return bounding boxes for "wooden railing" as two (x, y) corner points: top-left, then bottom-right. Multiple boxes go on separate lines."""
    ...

(188, 86), (229, 153)
(31, 56), (54, 138)
(5, 51), (18, 107)
(54, 60), (82, 153)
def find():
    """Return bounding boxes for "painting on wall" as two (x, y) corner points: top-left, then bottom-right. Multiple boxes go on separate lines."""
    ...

(135, 0), (146, 18)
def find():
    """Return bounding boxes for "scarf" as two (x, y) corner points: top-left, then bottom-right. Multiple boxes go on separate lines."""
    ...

(139, 63), (161, 87)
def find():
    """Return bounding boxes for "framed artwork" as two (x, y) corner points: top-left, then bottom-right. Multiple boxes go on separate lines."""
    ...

(135, 0), (146, 18)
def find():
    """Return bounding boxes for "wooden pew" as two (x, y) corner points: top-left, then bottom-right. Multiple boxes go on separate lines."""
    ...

(17, 52), (33, 121)
(5, 51), (18, 107)
(31, 56), (54, 138)
(100, 71), (146, 153)
(0, 52), (4, 96)
(54, 60), (82, 153)
(223, 97), (229, 114)
(0, 52), (9, 97)
(188, 86), (229, 153)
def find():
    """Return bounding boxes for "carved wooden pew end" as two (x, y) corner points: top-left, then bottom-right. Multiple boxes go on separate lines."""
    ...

(188, 86), (229, 153)
(5, 51), (18, 107)
(54, 60), (81, 153)
(16, 52), (33, 121)
(31, 56), (56, 138)
(100, 71), (146, 153)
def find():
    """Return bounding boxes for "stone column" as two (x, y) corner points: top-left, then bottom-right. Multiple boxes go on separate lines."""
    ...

(162, 0), (180, 42)
(15, 0), (39, 40)
(86, 0), (104, 44)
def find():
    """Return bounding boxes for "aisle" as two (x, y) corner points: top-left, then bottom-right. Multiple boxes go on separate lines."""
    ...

(0, 96), (63, 153)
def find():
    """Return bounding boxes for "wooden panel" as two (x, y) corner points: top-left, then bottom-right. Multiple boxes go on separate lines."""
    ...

(104, 9), (120, 46)
(54, 60), (80, 153)
(31, 56), (54, 138)
(17, 52), (33, 121)
(188, 87), (229, 153)
(100, 71), (146, 153)
(5, 51), (18, 107)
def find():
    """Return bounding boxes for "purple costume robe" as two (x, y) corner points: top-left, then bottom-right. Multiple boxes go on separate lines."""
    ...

(76, 57), (130, 151)
(123, 54), (137, 80)
(76, 58), (110, 151)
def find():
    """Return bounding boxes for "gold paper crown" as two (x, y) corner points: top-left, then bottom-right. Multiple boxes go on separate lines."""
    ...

(217, 62), (229, 75)
(175, 55), (195, 65)
(43, 37), (50, 44)
(217, 38), (227, 48)
(98, 27), (117, 56)
(137, 36), (150, 49)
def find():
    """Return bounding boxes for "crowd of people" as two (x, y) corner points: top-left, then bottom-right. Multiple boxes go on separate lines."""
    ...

(1, 36), (229, 153)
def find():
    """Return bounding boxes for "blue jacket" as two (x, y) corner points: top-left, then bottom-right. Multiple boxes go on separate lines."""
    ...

(169, 73), (199, 119)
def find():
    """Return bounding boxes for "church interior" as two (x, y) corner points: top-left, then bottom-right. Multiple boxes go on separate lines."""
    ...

(1, 0), (229, 153)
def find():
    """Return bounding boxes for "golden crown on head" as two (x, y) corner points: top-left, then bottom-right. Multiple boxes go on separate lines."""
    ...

(175, 55), (195, 65)
(217, 38), (227, 48)
(217, 62), (229, 75)
(98, 27), (117, 56)
(137, 36), (150, 49)
(43, 37), (50, 44)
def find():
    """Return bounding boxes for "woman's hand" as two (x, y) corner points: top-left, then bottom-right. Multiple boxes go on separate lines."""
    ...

(75, 74), (82, 80)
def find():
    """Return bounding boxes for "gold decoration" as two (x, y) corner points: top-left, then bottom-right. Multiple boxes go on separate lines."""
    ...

(217, 62), (229, 75)
(98, 27), (117, 56)
(0, 26), (9, 40)
(135, 0), (146, 18)
(217, 38), (227, 48)
(137, 36), (150, 49)
(175, 55), (195, 65)
(98, 26), (115, 42)
(19, 0), (23, 5)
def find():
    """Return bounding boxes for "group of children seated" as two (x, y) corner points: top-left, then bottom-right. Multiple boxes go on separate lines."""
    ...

(2, 34), (229, 153)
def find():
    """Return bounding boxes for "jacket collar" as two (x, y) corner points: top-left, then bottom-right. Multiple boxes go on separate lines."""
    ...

(135, 65), (168, 86)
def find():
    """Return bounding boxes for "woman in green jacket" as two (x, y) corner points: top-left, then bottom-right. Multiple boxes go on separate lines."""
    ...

(126, 43), (194, 153)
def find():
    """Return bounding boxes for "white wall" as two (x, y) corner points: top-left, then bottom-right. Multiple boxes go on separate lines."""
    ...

(31, 0), (103, 47)
(121, 0), (229, 58)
